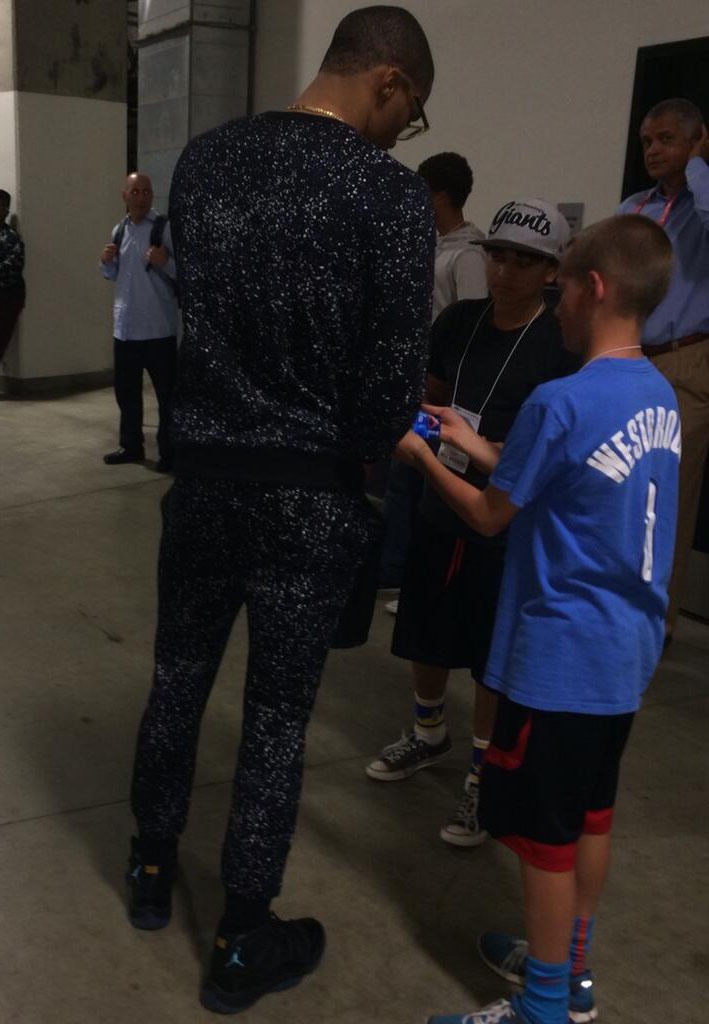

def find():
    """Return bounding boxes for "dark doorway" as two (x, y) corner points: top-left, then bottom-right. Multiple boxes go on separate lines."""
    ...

(621, 36), (709, 201)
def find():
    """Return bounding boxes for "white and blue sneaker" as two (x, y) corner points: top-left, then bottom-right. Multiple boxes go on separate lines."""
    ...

(477, 932), (528, 985)
(568, 970), (598, 1023)
(427, 995), (532, 1024)
(477, 932), (598, 1023)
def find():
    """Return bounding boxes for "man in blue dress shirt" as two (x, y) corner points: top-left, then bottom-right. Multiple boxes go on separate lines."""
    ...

(99, 172), (179, 471)
(617, 98), (709, 638)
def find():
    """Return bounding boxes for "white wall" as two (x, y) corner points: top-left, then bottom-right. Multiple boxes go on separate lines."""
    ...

(4, 93), (125, 380)
(254, 0), (708, 230)
(0, 91), (18, 203)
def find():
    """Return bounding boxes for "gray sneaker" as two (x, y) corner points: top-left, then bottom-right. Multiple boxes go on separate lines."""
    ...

(440, 778), (489, 848)
(365, 730), (451, 781)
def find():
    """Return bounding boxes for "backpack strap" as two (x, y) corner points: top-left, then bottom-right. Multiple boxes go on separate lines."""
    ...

(149, 214), (168, 249)
(112, 216), (129, 249)
(147, 214), (180, 303)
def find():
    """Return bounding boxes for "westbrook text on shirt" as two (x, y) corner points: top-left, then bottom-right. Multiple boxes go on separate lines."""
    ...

(485, 357), (679, 716)
(586, 403), (681, 483)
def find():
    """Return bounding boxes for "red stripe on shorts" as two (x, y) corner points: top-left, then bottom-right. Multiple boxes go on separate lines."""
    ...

(583, 807), (614, 834)
(445, 537), (466, 586)
(484, 716), (531, 772)
(499, 834), (577, 872)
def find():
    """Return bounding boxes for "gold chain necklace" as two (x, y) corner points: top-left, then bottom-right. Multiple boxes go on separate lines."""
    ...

(286, 103), (347, 124)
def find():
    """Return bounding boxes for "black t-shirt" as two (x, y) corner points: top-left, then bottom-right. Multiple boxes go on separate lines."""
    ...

(420, 298), (579, 543)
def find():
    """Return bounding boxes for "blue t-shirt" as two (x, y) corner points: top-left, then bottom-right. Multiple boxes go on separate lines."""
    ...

(485, 357), (679, 714)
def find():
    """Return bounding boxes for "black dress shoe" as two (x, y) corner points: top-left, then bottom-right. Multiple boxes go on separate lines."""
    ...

(155, 457), (173, 474)
(103, 447), (145, 465)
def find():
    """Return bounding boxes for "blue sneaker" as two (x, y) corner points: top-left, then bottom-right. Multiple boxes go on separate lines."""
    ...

(427, 996), (531, 1024)
(477, 932), (528, 985)
(568, 969), (598, 1023)
(477, 932), (598, 1023)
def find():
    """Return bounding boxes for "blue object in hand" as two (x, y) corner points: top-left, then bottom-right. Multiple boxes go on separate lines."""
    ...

(412, 411), (440, 440)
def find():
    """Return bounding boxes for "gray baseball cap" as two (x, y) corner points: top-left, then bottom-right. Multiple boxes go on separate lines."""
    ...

(472, 198), (571, 259)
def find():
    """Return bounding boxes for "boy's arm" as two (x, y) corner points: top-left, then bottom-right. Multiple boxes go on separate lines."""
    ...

(402, 388), (569, 535)
(421, 402), (502, 474)
(399, 431), (517, 536)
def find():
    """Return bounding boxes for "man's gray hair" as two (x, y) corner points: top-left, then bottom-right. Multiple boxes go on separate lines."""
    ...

(644, 98), (704, 138)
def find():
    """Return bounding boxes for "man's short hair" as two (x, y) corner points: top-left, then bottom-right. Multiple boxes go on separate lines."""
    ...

(417, 152), (473, 209)
(643, 97), (704, 139)
(561, 215), (672, 322)
(320, 6), (434, 93)
(0, 189), (10, 206)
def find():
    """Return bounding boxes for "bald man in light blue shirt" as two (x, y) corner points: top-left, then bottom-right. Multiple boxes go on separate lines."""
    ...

(100, 172), (178, 470)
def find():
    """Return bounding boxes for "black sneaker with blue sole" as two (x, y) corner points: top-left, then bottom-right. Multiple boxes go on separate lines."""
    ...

(200, 913), (325, 1014)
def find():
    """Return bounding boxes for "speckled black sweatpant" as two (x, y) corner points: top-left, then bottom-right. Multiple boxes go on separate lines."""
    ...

(130, 476), (374, 900)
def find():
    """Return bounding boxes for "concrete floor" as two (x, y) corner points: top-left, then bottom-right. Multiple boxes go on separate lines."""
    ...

(0, 387), (707, 1024)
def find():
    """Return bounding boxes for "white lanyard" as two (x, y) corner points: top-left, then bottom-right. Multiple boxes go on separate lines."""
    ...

(451, 300), (545, 415)
(586, 345), (642, 365)
(438, 301), (545, 476)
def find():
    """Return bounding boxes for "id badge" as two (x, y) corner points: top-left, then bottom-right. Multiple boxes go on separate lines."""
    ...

(437, 404), (481, 474)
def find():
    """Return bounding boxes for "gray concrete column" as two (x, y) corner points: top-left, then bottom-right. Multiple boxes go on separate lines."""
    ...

(137, 0), (254, 212)
(0, 0), (127, 395)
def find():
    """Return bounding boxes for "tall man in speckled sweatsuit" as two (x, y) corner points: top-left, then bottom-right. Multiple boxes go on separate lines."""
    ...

(126, 6), (436, 1015)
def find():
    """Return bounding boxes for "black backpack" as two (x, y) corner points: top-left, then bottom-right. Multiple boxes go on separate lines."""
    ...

(112, 214), (180, 302)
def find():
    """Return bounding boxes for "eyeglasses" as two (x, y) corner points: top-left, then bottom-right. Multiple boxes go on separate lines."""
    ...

(129, 188), (152, 197)
(483, 246), (547, 269)
(395, 70), (430, 141)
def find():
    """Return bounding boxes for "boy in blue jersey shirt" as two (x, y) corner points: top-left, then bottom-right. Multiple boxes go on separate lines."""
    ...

(396, 214), (679, 1024)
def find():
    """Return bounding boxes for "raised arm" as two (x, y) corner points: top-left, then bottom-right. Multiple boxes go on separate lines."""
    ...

(686, 127), (709, 228)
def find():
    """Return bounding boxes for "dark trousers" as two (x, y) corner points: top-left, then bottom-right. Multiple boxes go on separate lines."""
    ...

(130, 477), (374, 900)
(113, 336), (177, 458)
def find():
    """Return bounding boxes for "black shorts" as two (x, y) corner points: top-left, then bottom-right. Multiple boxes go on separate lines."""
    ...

(391, 515), (506, 681)
(479, 695), (634, 872)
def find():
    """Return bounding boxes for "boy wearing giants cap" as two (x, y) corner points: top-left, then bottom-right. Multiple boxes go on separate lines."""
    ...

(366, 199), (577, 849)
(398, 215), (679, 1024)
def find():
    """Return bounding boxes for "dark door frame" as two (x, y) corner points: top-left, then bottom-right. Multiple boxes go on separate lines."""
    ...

(622, 35), (709, 200)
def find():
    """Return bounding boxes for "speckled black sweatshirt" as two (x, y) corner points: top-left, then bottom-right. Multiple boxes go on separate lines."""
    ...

(168, 111), (435, 474)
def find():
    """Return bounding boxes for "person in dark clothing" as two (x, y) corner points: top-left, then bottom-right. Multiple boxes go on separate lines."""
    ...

(379, 151), (487, 600)
(0, 190), (26, 364)
(366, 199), (579, 849)
(127, 6), (436, 1015)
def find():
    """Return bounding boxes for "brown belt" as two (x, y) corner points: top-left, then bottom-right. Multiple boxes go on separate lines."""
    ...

(642, 332), (709, 357)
